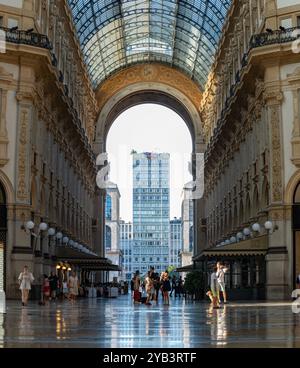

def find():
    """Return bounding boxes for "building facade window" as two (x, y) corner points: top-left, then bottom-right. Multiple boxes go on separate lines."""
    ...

(105, 225), (112, 250)
(105, 194), (112, 221)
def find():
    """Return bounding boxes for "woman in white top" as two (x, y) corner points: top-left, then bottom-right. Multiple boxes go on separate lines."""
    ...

(216, 262), (228, 304)
(68, 272), (79, 302)
(206, 266), (220, 308)
(18, 266), (34, 306)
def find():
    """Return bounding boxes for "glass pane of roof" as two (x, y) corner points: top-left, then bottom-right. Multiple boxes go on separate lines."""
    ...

(67, 0), (232, 89)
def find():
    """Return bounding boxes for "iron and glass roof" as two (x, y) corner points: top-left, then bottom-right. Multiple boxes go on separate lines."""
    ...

(67, 0), (232, 89)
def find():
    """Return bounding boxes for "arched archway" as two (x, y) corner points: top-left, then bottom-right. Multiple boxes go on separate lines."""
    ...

(94, 64), (205, 154)
(93, 64), (206, 259)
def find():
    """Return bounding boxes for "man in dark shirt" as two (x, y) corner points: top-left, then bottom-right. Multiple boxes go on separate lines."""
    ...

(170, 275), (176, 297)
(49, 271), (59, 300)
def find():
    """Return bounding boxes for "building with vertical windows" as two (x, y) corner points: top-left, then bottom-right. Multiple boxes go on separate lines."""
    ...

(169, 218), (182, 268)
(180, 183), (194, 268)
(105, 182), (122, 281)
(132, 152), (170, 275)
(120, 220), (133, 282)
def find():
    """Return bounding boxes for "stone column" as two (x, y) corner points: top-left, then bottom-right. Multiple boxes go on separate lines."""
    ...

(9, 91), (36, 298)
(194, 139), (206, 257)
(264, 89), (289, 300)
(42, 224), (51, 276)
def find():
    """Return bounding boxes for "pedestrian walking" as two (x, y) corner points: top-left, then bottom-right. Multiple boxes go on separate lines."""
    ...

(133, 271), (141, 304)
(145, 271), (153, 306)
(18, 266), (34, 307)
(175, 276), (183, 298)
(216, 262), (228, 304)
(206, 266), (220, 309)
(170, 275), (176, 297)
(161, 271), (171, 305)
(42, 274), (50, 304)
(49, 271), (59, 301)
(68, 272), (79, 302)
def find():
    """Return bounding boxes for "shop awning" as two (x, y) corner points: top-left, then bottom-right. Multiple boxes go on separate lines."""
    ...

(57, 253), (121, 271)
(193, 235), (268, 260)
(176, 264), (195, 273)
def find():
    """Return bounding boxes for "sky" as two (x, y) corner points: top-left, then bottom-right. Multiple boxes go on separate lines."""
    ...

(106, 104), (193, 222)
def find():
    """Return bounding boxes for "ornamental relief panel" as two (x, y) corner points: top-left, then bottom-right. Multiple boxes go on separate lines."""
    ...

(0, 67), (13, 167)
(287, 68), (300, 167)
(16, 107), (31, 202)
(269, 104), (283, 202)
(96, 63), (202, 115)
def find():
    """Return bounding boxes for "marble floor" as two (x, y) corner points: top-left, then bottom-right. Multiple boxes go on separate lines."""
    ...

(0, 295), (299, 348)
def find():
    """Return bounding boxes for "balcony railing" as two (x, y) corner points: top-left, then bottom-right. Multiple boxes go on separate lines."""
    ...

(250, 26), (300, 49)
(205, 27), (300, 163)
(0, 26), (52, 50)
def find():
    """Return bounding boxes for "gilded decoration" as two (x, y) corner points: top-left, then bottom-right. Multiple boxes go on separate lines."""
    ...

(262, 89), (283, 202)
(17, 108), (30, 201)
(287, 67), (300, 167)
(270, 104), (283, 202)
(96, 63), (202, 114)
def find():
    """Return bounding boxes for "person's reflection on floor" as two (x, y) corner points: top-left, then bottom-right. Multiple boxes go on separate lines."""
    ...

(208, 304), (228, 346)
(19, 307), (34, 339)
(0, 313), (4, 347)
(159, 307), (171, 338)
(56, 308), (67, 340)
(216, 305), (227, 345)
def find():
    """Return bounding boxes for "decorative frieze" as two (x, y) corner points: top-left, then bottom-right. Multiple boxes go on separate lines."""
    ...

(0, 89), (9, 167)
(287, 67), (300, 167)
(0, 67), (13, 167)
(16, 107), (31, 201)
(265, 90), (284, 203)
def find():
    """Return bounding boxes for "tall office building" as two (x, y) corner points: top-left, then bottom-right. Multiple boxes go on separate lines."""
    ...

(120, 220), (133, 282)
(169, 218), (182, 268)
(132, 152), (170, 275)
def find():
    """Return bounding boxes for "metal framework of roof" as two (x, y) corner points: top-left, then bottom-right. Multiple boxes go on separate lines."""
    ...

(67, 0), (232, 89)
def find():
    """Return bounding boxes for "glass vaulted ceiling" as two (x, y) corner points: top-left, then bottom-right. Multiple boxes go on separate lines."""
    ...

(67, 0), (232, 90)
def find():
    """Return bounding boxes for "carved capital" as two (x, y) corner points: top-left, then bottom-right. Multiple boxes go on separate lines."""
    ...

(263, 90), (283, 106)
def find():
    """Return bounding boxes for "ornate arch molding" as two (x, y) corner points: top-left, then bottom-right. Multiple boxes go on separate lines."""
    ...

(104, 91), (197, 149)
(94, 63), (204, 153)
(0, 170), (14, 204)
(285, 170), (300, 204)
